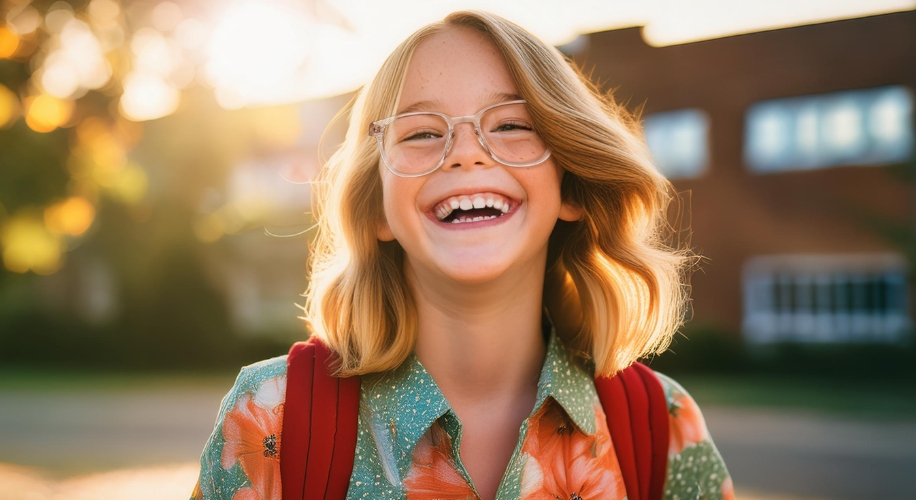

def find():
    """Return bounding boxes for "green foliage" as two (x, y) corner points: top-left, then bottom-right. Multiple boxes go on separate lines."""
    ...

(0, 120), (71, 213)
(0, 306), (290, 371)
(0, 235), (292, 371)
(0, 59), (28, 88)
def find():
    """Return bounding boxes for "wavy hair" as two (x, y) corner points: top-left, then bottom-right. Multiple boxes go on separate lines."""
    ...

(303, 11), (697, 377)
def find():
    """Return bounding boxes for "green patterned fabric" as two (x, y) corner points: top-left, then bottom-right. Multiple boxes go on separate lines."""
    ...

(347, 332), (599, 499)
(194, 355), (288, 500)
(192, 335), (734, 500)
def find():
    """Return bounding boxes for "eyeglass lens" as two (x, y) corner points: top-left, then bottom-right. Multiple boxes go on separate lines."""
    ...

(381, 103), (547, 176)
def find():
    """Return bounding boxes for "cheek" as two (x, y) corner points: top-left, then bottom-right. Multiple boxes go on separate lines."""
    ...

(525, 166), (564, 212)
(379, 174), (422, 235)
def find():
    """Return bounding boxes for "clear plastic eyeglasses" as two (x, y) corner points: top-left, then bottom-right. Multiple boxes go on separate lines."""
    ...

(368, 100), (552, 178)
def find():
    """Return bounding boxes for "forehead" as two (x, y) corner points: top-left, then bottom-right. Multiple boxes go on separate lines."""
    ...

(398, 26), (518, 114)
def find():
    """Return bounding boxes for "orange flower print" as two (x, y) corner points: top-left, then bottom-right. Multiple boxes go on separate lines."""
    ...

(668, 389), (709, 456)
(403, 422), (477, 500)
(191, 481), (203, 500)
(721, 476), (736, 500)
(230, 488), (261, 500)
(221, 376), (285, 500)
(519, 401), (626, 500)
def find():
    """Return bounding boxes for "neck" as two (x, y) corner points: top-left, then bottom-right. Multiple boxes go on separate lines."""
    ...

(406, 256), (548, 408)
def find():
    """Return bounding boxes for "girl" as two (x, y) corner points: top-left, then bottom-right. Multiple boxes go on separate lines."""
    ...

(193, 11), (733, 500)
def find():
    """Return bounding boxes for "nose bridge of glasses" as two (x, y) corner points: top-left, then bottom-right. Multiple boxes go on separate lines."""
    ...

(449, 114), (480, 137)
(450, 114), (477, 125)
(446, 116), (490, 160)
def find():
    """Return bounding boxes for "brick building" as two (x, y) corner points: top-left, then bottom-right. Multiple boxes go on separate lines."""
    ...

(573, 11), (915, 342)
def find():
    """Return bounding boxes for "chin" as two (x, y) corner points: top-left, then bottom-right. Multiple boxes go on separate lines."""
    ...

(434, 254), (515, 285)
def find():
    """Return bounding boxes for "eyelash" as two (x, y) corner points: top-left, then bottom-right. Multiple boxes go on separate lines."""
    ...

(402, 129), (444, 141)
(492, 121), (533, 132)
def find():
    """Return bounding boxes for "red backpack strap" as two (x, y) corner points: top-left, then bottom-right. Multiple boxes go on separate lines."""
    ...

(633, 363), (670, 500)
(594, 362), (669, 500)
(281, 337), (361, 500)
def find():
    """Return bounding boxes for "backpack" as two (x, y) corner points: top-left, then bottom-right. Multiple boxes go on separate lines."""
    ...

(280, 337), (669, 500)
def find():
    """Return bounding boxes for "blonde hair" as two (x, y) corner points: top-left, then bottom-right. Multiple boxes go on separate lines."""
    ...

(303, 11), (696, 377)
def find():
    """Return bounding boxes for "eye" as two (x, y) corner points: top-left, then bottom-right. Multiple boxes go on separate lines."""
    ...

(491, 120), (534, 133)
(402, 130), (444, 141)
(388, 114), (448, 143)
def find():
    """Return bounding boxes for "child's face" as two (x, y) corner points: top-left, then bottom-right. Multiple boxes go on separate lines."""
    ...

(377, 26), (580, 285)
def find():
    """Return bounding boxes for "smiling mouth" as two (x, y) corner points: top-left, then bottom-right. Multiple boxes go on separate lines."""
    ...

(433, 192), (513, 224)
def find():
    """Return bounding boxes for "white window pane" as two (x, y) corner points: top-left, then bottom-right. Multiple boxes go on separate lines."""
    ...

(823, 99), (865, 156)
(644, 108), (709, 179)
(796, 105), (819, 161)
(868, 87), (914, 163)
(870, 90), (908, 143)
(745, 86), (913, 173)
(742, 254), (912, 343)
(746, 104), (793, 171)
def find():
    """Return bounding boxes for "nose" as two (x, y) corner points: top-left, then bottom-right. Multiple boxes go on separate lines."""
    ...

(444, 122), (490, 170)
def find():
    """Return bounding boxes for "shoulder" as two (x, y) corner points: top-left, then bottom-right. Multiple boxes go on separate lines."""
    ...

(216, 355), (289, 417)
(652, 371), (693, 409)
(237, 354), (289, 386)
(233, 355), (289, 395)
(651, 371), (709, 453)
(651, 371), (735, 500)
(192, 355), (289, 500)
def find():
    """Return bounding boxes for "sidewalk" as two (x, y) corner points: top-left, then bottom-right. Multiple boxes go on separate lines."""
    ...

(703, 406), (916, 499)
(0, 461), (824, 500)
(1, 383), (913, 499)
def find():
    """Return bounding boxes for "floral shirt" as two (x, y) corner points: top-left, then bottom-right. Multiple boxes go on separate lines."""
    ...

(193, 334), (734, 500)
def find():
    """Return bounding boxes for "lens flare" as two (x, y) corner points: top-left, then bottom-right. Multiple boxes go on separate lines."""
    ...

(119, 72), (180, 121)
(5, 5), (41, 35)
(24, 94), (74, 133)
(0, 84), (20, 127)
(44, 197), (96, 236)
(0, 26), (20, 58)
(107, 163), (149, 205)
(1, 213), (64, 275)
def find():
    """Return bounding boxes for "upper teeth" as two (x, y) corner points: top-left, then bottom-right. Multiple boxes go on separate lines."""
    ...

(434, 193), (511, 221)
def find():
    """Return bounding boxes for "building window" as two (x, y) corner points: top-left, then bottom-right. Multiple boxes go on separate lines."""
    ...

(742, 253), (912, 343)
(744, 86), (914, 173)
(643, 109), (710, 179)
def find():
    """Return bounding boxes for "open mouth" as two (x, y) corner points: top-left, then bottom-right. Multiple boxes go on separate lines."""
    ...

(433, 192), (513, 224)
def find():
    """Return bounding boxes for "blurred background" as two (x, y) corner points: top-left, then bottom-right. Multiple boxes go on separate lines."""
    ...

(0, 0), (914, 499)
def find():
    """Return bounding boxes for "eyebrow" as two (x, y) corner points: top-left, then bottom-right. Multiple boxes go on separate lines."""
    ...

(396, 99), (445, 115)
(395, 93), (523, 115)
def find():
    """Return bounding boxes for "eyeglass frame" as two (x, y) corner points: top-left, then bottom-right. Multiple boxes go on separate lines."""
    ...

(367, 99), (552, 178)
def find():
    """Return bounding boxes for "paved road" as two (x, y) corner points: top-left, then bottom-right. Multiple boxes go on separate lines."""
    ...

(1, 385), (914, 499)
(0, 386), (226, 475)
(703, 407), (916, 500)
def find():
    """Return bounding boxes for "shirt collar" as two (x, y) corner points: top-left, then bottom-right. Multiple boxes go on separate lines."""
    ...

(535, 328), (599, 434)
(360, 328), (599, 474)
(360, 353), (451, 476)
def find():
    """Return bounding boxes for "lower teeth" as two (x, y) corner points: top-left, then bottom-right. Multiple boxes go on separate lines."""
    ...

(450, 214), (499, 224)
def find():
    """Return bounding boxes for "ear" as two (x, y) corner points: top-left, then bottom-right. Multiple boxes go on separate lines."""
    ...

(558, 198), (583, 222)
(377, 217), (395, 242)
